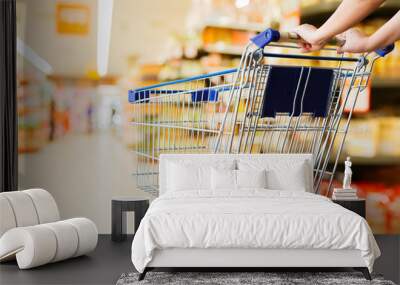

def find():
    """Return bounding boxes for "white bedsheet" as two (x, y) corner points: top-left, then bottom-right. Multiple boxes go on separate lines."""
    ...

(131, 190), (380, 273)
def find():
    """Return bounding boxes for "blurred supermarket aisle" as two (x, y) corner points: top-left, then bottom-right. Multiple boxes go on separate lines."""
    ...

(18, 131), (147, 234)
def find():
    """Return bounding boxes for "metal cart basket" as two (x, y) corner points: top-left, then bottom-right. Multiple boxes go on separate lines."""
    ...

(128, 28), (394, 196)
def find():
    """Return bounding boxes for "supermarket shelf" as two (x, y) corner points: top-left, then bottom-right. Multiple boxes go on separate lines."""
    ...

(301, 0), (400, 24)
(337, 156), (400, 166)
(372, 77), (400, 89)
(202, 20), (265, 32)
(47, 74), (118, 84)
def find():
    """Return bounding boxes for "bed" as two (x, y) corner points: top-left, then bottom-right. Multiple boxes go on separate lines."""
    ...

(131, 154), (380, 281)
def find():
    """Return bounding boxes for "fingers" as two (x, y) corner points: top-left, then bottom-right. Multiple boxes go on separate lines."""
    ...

(296, 41), (310, 53)
(293, 24), (323, 52)
(336, 33), (346, 47)
(299, 43), (312, 53)
(336, 33), (346, 53)
(294, 24), (317, 34)
(293, 24), (317, 42)
(294, 27), (312, 53)
(335, 28), (368, 54)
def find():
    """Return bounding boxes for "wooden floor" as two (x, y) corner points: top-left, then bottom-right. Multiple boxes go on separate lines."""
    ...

(1, 235), (398, 285)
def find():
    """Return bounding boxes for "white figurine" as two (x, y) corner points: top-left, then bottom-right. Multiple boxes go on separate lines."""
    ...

(343, 156), (352, 189)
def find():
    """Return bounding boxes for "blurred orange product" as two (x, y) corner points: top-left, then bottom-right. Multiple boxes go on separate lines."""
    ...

(202, 27), (215, 45)
(231, 30), (251, 46)
(215, 28), (232, 45)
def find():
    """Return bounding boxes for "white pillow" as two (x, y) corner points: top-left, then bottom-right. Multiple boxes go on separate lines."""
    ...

(211, 169), (267, 190)
(266, 161), (308, 191)
(166, 162), (202, 191)
(211, 168), (236, 190)
(167, 160), (235, 192)
(236, 169), (267, 189)
(238, 158), (312, 192)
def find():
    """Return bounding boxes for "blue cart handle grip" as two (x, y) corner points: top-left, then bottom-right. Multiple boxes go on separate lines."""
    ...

(250, 28), (281, 48)
(374, 43), (395, 57)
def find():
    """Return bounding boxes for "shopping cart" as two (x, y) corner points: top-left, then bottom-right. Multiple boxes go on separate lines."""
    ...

(129, 28), (394, 196)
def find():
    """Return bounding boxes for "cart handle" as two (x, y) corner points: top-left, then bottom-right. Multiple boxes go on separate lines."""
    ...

(374, 44), (395, 57)
(251, 28), (394, 57)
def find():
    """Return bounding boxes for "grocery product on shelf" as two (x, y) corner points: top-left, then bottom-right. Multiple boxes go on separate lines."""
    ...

(338, 117), (400, 159)
(17, 77), (52, 153)
(201, 26), (257, 55)
(378, 117), (400, 156)
(343, 118), (381, 158)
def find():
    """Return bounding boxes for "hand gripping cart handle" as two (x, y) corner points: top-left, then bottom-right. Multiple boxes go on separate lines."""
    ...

(251, 28), (395, 57)
(128, 27), (394, 196)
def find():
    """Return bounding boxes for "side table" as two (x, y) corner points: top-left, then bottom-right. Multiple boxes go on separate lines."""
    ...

(332, 199), (366, 218)
(111, 197), (149, 242)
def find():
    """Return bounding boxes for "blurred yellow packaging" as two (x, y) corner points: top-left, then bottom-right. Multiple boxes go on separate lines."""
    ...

(340, 117), (400, 158)
(378, 117), (400, 156)
(343, 118), (380, 157)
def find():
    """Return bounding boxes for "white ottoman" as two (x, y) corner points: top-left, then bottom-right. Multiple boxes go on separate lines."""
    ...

(0, 189), (98, 269)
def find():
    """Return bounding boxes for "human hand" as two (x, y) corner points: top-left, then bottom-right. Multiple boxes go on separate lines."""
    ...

(336, 28), (371, 53)
(294, 24), (327, 52)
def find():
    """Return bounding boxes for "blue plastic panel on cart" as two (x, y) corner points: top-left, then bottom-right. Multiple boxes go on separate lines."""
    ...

(129, 90), (182, 103)
(260, 66), (335, 118)
(129, 90), (150, 103)
(129, 89), (219, 103)
(191, 89), (218, 102)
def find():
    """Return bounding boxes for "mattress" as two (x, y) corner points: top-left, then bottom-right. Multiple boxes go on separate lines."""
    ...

(131, 189), (380, 273)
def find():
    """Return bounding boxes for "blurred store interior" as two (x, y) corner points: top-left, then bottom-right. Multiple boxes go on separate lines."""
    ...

(17, 0), (400, 234)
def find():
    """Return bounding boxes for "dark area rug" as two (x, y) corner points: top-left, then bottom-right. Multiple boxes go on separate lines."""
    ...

(116, 271), (396, 285)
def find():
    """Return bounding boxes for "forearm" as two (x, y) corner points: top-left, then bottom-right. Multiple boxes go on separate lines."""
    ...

(316, 0), (385, 42)
(366, 11), (400, 51)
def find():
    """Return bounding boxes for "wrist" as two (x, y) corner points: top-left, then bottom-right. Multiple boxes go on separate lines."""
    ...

(313, 28), (331, 45)
(364, 36), (375, 52)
